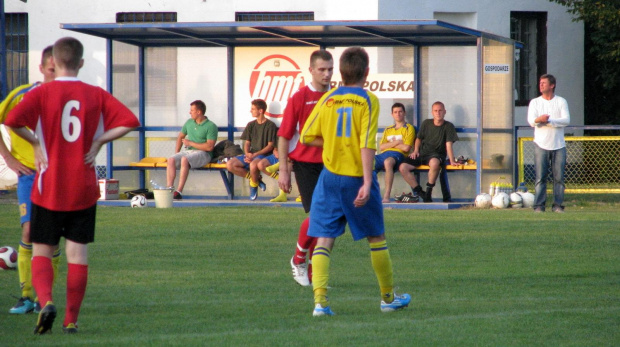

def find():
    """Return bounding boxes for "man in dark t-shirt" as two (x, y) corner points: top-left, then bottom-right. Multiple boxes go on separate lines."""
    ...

(398, 101), (459, 202)
(226, 99), (278, 200)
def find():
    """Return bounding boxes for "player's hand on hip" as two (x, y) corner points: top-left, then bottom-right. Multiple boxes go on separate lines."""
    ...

(5, 155), (34, 176)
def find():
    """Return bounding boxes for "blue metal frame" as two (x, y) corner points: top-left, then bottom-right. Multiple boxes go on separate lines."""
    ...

(62, 20), (520, 200)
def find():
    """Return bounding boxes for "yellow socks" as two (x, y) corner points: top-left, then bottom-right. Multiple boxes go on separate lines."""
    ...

(249, 179), (259, 188)
(17, 242), (33, 299)
(312, 246), (331, 306)
(265, 161), (280, 173)
(270, 189), (288, 202)
(369, 240), (394, 303)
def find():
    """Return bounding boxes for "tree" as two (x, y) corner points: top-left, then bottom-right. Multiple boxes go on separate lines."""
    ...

(550, 0), (620, 127)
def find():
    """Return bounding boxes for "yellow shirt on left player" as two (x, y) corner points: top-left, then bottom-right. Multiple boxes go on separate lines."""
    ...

(301, 86), (380, 177)
(0, 83), (39, 170)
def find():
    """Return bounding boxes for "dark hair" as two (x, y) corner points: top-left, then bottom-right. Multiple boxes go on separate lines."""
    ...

(53, 37), (83, 70)
(310, 50), (333, 66)
(540, 74), (556, 92)
(41, 45), (53, 65)
(190, 100), (207, 115)
(339, 47), (369, 85)
(251, 99), (267, 113)
(392, 103), (406, 113)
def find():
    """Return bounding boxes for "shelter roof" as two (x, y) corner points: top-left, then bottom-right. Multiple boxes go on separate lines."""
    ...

(61, 20), (517, 48)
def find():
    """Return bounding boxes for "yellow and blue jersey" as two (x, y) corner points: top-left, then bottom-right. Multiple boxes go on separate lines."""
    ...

(380, 123), (415, 156)
(301, 86), (379, 177)
(0, 83), (40, 170)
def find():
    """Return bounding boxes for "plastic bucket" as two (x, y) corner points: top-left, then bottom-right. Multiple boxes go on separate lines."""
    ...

(153, 189), (174, 208)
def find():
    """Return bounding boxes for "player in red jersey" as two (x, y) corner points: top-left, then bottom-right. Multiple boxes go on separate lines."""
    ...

(278, 50), (334, 286)
(5, 37), (140, 335)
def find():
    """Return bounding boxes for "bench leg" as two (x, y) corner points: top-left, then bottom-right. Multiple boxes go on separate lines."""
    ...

(439, 166), (452, 202)
(219, 170), (235, 200)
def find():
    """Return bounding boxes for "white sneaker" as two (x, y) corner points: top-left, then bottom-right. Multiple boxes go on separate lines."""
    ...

(290, 257), (310, 286)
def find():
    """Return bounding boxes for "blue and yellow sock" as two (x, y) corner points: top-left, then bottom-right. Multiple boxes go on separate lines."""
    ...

(370, 240), (394, 303)
(17, 241), (33, 299)
(312, 246), (331, 306)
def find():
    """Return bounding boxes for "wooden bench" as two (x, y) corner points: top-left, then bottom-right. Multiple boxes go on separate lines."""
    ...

(410, 163), (477, 202)
(128, 157), (234, 199)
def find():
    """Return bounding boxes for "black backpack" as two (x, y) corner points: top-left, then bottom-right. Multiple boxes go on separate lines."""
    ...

(212, 140), (243, 162)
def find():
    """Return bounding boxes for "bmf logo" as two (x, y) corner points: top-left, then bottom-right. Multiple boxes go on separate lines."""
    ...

(249, 55), (305, 118)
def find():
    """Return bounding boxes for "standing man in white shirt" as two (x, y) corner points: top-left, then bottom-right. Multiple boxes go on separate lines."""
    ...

(527, 74), (570, 213)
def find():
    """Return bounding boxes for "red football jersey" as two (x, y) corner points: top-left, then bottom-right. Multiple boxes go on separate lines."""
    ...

(278, 85), (326, 163)
(5, 78), (140, 211)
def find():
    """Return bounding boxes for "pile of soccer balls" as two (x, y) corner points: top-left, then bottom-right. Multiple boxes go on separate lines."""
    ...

(474, 191), (534, 209)
(0, 246), (18, 270)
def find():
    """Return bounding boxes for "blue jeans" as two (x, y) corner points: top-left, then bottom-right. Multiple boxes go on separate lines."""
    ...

(534, 144), (566, 210)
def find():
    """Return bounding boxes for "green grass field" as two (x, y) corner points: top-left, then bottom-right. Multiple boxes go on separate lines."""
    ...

(0, 196), (619, 346)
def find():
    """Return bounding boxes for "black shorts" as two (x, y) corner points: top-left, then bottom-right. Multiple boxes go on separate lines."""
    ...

(292, 161), (324, 213)
(30, 203), (97, 245)
(401, 154), (445, 167)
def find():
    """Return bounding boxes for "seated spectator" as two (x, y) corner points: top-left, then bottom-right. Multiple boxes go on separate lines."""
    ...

(374, 103), (415, 203)
(398, 101), (459, 203)
(167, 100), (218, 199)
(226, 99), (278, 200)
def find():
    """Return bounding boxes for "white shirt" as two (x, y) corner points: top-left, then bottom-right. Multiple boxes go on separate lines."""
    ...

(527, 95), (570, 150)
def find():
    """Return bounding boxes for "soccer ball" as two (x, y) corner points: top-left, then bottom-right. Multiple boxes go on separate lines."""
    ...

(474, 193), (492, 208)
(130, 195), (147, 208)
(491, 192), (510, 209)
(519, 191), (535, 208)
(0, 246), (18, 270)
(509, 192), (523, 208)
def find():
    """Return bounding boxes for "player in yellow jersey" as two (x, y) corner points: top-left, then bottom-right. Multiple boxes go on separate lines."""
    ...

(300, 47), (411, 316)
(0, 46), (61, 314)
(375, 103), (415, 203)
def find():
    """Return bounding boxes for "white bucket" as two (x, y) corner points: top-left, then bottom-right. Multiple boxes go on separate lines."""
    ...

(153, 189), (174, 208)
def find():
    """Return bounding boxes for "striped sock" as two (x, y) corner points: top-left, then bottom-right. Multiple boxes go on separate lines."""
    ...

(369, 240), (394, 303)
(312, 246), (331, 306)
(17, 242), (33, 299)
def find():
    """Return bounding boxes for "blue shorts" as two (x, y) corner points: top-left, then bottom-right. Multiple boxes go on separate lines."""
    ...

(17, 173), (35, 225)
(234, 154), (267, 170)
(263, 154), (279, 166)
(374, 151), (405, 171)
(308, 169), (384, 241)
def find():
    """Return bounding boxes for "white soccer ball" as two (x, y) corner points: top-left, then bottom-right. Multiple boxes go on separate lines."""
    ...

(509, 192), (523, 208)
(474, 193), (492, 208)
(0, 246), (18, 270)
(491, 192), (510, 209)
(518, 191), (535, 208)
(130, 195), (147, 208)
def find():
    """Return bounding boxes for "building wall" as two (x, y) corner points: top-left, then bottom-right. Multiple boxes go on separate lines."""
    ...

(6, 0), (582, 127)
(378, 0), (584, 127)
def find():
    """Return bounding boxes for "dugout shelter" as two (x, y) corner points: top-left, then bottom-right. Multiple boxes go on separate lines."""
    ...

(61, 20), (521, 200)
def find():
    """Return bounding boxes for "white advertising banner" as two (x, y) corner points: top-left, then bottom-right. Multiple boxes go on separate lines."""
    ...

(235, 47), (316, 126)
(234, 47), (414, 127)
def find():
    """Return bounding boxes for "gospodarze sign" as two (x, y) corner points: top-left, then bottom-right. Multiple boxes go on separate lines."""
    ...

(235, 47), (414, 126)
(484, 64), (510, 74)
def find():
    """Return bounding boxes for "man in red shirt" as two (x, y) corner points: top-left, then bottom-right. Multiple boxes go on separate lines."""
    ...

(278, 50), (334, 286)
(5, 37), (140, 335)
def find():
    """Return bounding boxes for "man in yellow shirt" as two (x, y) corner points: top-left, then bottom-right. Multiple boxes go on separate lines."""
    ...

(0, 46), (61, 314)
(300, 47), (410, 316)
(375, 103), (415, 203)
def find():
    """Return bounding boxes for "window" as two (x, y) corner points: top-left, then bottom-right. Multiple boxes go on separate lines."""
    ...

(510, 12), (547, 106)
(116, 12), (177, 23)
(235, 12), (314, 22)
(4, 13), (29, 93)
(115, 13), (178, 107)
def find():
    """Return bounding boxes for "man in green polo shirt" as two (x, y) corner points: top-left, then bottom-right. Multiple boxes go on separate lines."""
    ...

(166, 100), (218, 199)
